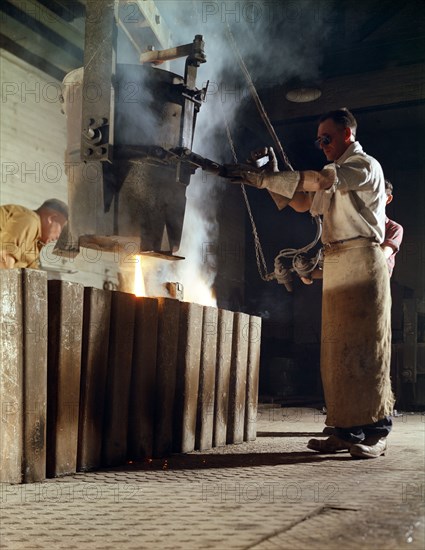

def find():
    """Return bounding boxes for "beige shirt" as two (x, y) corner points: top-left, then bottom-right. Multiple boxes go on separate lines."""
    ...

(310, 142), (386, 244)
(0, 205), (42, 267)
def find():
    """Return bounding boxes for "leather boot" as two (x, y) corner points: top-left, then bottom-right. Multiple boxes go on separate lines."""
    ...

(350, 436), (388, 459)
(322, 426), (336, 436)
(307, 435), (352, 453)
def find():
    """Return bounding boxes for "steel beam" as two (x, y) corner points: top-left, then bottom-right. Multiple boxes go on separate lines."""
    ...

(80, 0), (116, 162)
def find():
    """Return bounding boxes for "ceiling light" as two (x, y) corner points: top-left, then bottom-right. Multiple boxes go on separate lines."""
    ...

(285, 87), (322, 103)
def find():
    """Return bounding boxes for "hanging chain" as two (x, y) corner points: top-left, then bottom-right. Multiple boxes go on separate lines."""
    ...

(222, 22), (297, 281)
(221, 24), (324, 284)
(223, 119), (274, 281)
(225, 24), (294, 171)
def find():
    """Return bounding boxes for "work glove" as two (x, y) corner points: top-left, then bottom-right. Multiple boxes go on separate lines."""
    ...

(223, 145), (300, 201)
(222, 146), (278, 188)
(222, 163), (266, 188)
(251, 147), (298, 209)
(249, 146), (279, 172)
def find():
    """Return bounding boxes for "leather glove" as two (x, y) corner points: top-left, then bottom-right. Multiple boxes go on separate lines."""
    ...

(223, 146), (300, 200)
(252, 147), (294, 209)
(247, 145), (301, 198)
(263, 170), (300, 198)
(249, 146), (278, 172)
(223, 163), (300, 199)
(222, 146), (278, 187)
(222, 163), (266, 188)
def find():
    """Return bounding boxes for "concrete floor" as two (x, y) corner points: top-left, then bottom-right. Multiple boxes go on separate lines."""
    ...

(0, 406), (424, 549)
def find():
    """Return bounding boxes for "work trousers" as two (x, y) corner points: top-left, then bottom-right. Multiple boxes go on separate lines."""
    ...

(335, 416), (393, 443)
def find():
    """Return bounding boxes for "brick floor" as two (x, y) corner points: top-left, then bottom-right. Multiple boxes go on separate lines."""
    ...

(1, 407), (424, 549)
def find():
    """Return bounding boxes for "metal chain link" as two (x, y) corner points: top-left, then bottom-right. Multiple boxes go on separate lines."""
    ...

(223, 117), (274, 281)
(241, 184), (276, 281)
(225, 24), (294, 172)
(223, 26), (324, 284)
(223, 23), (295, 281)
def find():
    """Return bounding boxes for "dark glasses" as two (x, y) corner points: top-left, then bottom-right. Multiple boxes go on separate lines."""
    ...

(315, 135), (332, 148)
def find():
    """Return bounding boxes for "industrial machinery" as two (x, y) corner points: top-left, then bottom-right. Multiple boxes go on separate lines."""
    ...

(56, 0), (222, 261)
(55, 0), (314, 293)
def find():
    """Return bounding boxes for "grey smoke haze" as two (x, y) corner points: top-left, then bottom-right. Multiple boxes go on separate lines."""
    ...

(17, 0), (329, 301)
(143, 1), (332, 305)
(158, 0), (331, 92)
(59, 1), (333, 303)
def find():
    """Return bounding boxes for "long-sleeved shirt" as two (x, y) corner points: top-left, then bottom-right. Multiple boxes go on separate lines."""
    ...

(311, 142), (386, 244)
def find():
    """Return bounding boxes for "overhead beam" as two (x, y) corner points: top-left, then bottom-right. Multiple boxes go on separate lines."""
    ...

(259, 64), (425, 123)
(321, 36), (425, 79)
(0, 10), (83, 73)
(6, 0), (84, 49)
(119, 0), (171, 50)
(37, 0), (86, 23)
(0, 33), (66, 80)
(133, 0), (170, 49)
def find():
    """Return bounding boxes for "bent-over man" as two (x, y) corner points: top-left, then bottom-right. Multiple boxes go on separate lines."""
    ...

(0, 199), (68, 269)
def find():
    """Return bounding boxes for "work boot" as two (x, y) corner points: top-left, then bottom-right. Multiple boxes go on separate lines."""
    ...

(350, 436), (388, 459)
(307, 435), (352, 453)
(322, 426), (336, 436)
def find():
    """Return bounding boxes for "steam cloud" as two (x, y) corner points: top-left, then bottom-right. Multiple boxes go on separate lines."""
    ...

(149, 0), (331, 306)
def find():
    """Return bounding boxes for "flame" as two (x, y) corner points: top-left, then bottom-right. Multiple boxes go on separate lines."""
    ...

(133, 255), (146, 297)
(184, 279), (217, 307)
(131, 254), (216, 305)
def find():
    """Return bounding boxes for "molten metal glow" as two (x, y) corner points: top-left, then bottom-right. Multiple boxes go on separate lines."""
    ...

(184, 279), (217, 307)
(133, 255), (146, 297)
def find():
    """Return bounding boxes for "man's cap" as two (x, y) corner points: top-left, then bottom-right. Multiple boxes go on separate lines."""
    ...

(39, 199), (69, 220)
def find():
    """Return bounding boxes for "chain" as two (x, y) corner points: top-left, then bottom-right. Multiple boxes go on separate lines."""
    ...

(223, 113), (274, 282)
(225, 24), (294, 171)
(223, 22), (296, 281)
(241, 185), (276, 281)
(223, 24), (323, 284)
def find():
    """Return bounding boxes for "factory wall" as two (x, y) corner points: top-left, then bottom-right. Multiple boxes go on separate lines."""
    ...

(348, 123), (424, 299)
(0, 49), (244, 301)
(0, 49), (67, 206)
(0, 49), (120, 290)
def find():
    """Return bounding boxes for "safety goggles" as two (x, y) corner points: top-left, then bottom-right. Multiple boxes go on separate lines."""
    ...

(315, 135), (332, 148)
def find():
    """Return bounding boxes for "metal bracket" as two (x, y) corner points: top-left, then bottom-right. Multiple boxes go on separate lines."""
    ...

(80, 0), (117, 162)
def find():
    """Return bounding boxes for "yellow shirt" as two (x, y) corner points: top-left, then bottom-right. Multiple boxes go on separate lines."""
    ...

(0, 205), (42, 268)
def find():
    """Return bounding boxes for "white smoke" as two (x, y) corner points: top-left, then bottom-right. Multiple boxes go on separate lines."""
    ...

(144, 0), (332, 305)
